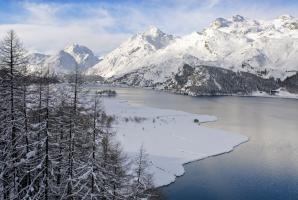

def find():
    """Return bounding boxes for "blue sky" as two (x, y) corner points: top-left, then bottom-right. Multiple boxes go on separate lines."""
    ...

(0, 0), (297, 55)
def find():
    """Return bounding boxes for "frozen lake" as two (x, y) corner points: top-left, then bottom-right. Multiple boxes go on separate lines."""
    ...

(88, 85), (298, 199)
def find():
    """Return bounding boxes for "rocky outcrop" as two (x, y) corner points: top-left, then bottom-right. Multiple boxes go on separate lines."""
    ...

(167, 65), (279, 95)
(282, 73), (298, 93)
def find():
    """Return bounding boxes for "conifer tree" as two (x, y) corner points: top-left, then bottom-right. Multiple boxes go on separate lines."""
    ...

(0, 30), (29, 199)
(131, 145), (153, 199)
(0, 30), (155, 200)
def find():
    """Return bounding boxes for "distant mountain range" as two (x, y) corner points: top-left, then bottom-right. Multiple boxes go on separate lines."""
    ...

(28, 43), (99, 75)
(28, 15), (298, 95)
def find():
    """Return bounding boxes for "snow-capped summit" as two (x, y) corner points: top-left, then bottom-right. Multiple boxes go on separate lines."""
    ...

(211, 17), (231, 29)
(232, 15), (246, 22)
(64, 43), (94, 59)
(210, 14), (298, 35)
(210, 15), (262, 35)
(129, 26), (175, 50)
(273, 15), (298, 30)
(143, 25), (163, 36)
(87, 26), (176, 78)
(43, 50), (78, 74)
(278, 14), (295, 21)
(87, 15), (298, 83)
(139, 26), (175, 49)
(64, 43), (99, 69)
(27, 53), (50, 74)
(28, 44), (99, 75)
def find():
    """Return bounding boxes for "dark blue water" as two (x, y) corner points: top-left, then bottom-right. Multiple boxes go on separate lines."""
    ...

(108, 87), (298, 200)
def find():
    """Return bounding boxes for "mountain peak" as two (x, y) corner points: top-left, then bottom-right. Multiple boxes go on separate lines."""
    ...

(232, 15), (246, 22)
(143, 25), (164, 37)
(61, 43), (99, 69)
(211, 17), (231, 28)
(130, 25), (175, 50)
(64, 43), (93, 55)
(211, 15), (247, 29)
(88, 15), (298, 81)
(278, 14), (294, 21)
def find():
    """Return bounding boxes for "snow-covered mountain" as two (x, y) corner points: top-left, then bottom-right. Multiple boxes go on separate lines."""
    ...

(87, 26), (176, 78)
(87, 15), (298, 83)
(28, 44), (99, 74)
(27, 53), (50, 74)
(64, 44), (99, 69)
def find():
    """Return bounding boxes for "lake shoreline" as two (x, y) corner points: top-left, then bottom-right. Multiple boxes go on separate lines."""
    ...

(86, 83), (298, 100)
(157, 138), (249, 189)
(99, 96), (248, 187)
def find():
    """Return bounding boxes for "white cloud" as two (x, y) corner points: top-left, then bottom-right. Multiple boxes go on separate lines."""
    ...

(22, 2), (59, 25)
(0, 2), (130, 55)
(0, 23), (129, 55)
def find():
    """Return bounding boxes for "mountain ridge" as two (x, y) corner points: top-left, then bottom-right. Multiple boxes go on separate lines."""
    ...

(87, 14), (298, 82)
(27, 15), (298, 96)
(28, 43), (99, 74)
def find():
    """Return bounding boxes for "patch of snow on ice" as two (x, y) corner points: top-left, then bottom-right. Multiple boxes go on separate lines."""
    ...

(102, 98), (248, 187)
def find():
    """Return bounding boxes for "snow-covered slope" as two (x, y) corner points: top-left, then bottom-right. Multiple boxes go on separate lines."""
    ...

(43, 50), (78, 74)
(87, 15), (298, 82)
(64, 43), (99, 69)
(27, 53), (50, 74)
(87, 26), (176, 78)
(28, 44), (99, 74)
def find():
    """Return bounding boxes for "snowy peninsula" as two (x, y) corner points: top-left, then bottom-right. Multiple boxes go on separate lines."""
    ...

(102, 98), (248, 187)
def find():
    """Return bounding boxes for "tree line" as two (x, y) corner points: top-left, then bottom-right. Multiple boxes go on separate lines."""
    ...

(0, 30), (154, 200)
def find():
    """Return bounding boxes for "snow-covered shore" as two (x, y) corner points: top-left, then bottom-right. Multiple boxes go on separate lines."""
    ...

(252, 89), (298, 99)
(102, 98), (248, 187)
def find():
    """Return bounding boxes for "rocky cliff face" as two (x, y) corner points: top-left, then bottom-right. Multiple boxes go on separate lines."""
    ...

(111, 64), (283, 96)
(282, 73), (298, 93)
(168, 65), (280, 95)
